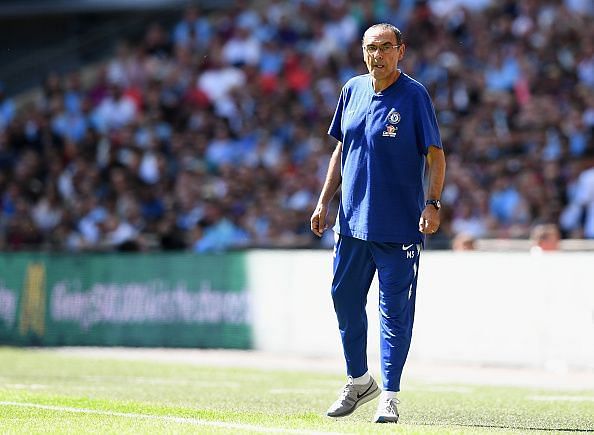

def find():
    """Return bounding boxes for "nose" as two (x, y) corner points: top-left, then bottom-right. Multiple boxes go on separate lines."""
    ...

(370, 50), (383, 59)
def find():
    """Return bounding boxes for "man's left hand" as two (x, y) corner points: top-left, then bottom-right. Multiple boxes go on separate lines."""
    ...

(419, 206), (440, 234)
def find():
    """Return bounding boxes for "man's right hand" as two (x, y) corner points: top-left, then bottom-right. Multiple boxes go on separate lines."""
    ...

(310, 203), (329, 237)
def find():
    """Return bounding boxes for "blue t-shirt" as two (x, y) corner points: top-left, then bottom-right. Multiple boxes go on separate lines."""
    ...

(328, 72), (442, 243)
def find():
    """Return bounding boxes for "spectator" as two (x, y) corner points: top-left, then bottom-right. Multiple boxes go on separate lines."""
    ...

(530, 223), (561, 253)
(172, 5), (212, 51)
(560, 165), (594, 238)
(452, 233), (477, 251)
(192, 201), (250, 253)
(0, 83), (15, 132)
(93, 81), (137, 132)
(222, 26), (261, 67)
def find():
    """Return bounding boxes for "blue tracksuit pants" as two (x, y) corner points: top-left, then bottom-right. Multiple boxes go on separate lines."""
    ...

(331, 234), (420, 392)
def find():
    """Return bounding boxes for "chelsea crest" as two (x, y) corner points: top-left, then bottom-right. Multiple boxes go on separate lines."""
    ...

(388, 111), (401, 124)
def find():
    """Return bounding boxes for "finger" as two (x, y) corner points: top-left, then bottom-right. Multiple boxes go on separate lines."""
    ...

(424, 224), (438, 234)
(318, 215), (326, 234)
(310, 215), (322, 237)
(419, 218), (432, 234)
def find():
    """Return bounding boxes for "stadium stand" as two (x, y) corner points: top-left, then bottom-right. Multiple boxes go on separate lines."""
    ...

(0, 0), (593, 252)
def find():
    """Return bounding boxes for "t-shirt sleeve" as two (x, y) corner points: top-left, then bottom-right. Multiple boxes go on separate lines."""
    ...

(327, 87), (345, 142)
(415, 87), (442, 155)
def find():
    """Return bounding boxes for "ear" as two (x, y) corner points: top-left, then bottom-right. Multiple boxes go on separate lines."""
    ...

(398, 43), (406, 61)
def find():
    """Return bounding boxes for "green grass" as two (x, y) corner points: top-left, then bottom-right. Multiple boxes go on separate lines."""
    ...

(0, 348), (592, 434)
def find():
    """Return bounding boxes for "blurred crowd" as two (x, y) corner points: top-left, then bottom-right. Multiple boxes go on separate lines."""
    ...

(0, 0), (593, 252)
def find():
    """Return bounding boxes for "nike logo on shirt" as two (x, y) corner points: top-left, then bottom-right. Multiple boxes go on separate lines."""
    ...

(402, 244), (413, 250)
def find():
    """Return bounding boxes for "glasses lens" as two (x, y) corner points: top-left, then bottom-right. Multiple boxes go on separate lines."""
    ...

(365, 44), (397, 54)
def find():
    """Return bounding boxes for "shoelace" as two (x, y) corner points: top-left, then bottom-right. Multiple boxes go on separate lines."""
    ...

(338, 377), (355, 400)
(381, 398), (400, 414)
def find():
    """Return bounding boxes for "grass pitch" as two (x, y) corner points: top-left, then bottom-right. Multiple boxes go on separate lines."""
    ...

(0, 348), (592, 434)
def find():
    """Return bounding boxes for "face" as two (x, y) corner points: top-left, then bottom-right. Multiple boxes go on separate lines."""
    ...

(362, 27), (405, 83)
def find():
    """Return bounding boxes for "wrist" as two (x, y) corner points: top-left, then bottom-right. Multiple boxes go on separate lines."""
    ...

(425, 199), (441, 210)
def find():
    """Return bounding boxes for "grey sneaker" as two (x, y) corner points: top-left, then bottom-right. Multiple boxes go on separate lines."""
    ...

(326, 376), (380, 417)
(373, 396), (399, 423)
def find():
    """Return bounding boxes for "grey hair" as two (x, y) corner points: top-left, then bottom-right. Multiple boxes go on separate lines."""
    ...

(362, 23), (403, 45)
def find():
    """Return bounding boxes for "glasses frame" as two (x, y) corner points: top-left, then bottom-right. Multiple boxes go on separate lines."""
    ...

(363, 44), (401, 55)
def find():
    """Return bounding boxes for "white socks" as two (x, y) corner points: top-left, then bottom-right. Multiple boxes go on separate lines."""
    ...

(380, 390), (398, 400)
(352, 371), (370, 385)
(351, 373), (398, 400)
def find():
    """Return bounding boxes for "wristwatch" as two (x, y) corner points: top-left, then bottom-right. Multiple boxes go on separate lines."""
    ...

(425, 199), (441, 210)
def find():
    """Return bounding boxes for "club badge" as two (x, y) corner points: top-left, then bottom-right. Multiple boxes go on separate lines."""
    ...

(388, 111), (401, 124)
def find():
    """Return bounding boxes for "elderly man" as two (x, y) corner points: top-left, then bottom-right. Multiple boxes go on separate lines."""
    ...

(311, 23), (446, 423)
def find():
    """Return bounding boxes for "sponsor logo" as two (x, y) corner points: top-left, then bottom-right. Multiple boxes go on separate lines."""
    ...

(50, 280), (250, 329)
(0, 282), (17, 327)
(402, 244), (413, 250)
(19, 263), (46, 337)
(382, 124), (398, 137)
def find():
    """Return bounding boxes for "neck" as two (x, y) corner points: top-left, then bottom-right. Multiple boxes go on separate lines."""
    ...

(371, 70), (401, 92)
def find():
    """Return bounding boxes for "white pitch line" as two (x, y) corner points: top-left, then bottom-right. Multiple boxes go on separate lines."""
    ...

(0, 402), (341, 435)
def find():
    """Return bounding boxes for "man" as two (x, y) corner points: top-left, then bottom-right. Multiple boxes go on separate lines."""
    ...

(310, 23), (446, 423)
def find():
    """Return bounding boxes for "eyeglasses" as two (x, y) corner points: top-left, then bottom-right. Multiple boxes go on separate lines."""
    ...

(363, 44), (401, 54)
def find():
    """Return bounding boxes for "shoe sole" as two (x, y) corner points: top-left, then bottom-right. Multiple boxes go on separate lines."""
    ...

(327, 383), (381, 418)
(374, 415), (399, 423)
